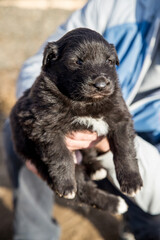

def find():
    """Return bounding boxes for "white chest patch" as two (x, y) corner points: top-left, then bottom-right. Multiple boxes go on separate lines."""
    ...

(72, 117), (109, 136)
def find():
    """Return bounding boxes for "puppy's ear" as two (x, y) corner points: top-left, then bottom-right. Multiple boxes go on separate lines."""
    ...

(110, 44), (119, 66)
(43, 42), (58, 67)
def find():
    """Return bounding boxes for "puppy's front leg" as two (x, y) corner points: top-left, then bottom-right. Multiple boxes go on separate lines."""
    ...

(41, 134), (77, 199)
(108, 121), (143, 196)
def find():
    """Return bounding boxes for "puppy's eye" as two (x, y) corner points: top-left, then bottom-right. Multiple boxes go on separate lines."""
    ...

(106, 59), (113, 65)
(76, 58), (83, 65)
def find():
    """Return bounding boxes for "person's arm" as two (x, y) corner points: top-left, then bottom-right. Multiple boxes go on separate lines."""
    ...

(16, 0), (115, 98)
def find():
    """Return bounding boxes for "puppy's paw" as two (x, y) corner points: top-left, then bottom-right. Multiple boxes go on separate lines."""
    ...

(91, 168), (107, 180)
(116, 197), (128, 214)
(120, 172), (143, 197)
(63, 191), (76, 199)
(55, 179), (77, 199)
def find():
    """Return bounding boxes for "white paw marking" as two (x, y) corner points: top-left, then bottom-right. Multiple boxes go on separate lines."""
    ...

(91, 169), (107, 180)
(128, 191), (137, 197)
(64, 191), (76, 199)
(117, 197), (128, 214)
(122, 233), (135, 240)
(56, 192), (63, 198)
(72, 117), (109, 136)
(123, 187), (142, 197)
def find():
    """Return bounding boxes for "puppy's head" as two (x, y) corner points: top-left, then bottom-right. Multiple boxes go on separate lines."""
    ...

(42, 28), (119, 101)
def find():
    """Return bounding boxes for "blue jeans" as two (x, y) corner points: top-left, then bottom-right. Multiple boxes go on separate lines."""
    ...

(3, 119), (160, 240)
(3, 119), (60, 240)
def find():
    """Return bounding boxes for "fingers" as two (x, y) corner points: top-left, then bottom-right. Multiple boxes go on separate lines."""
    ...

(65, 137), (94, 150)
(26, 160), (42, 178)
(66, 132), (104, 151)
(66, 130), (110, 152)
(95, 137), (110, 152)
(67, 131), (98, 141)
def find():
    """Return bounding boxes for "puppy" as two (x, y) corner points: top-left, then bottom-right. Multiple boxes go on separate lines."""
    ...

(10, 28), (143, 214)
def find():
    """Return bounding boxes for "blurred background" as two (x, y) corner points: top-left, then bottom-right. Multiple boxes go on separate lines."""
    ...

(0, 1), (123, 239)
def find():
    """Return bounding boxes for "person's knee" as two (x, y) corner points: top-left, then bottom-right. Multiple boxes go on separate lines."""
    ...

(3, 118), (23, 187)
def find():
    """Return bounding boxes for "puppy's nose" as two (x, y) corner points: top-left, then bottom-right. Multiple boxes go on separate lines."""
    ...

(94, 77), (110, 89)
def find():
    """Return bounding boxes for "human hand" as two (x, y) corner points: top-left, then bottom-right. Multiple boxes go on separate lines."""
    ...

(25, 160), (42, 178)
(66, 131), (110, 152)
(26, 131), (110, 177)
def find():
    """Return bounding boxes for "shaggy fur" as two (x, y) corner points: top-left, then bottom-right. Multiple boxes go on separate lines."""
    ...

(10, 28), (143, 214)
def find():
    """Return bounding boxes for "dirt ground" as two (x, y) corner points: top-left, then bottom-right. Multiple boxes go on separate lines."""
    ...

(0, 5), (122, 240)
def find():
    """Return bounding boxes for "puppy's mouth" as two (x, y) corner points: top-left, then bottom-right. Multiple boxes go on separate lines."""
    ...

(62, 78), (115, 101)
(81, 84), (114, 100)
(85, 91), (113, 99)
(79, 76), (115, 100)
(92, 94), (108, 99)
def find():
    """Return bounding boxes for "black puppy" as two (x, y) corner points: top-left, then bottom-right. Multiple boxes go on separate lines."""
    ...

(10, 28), (143, 214)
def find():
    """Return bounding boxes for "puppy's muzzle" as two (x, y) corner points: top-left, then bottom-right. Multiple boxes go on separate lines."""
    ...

(93, 76), (110, 90)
